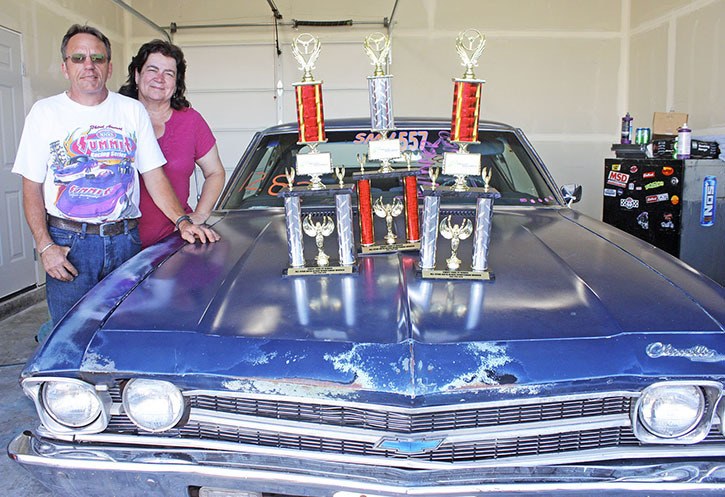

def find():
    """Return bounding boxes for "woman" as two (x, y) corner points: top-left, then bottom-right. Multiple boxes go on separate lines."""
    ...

(119, 40), (225, 247)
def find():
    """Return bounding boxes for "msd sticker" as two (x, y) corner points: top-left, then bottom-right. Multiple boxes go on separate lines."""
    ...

(607, 170), (629, 188)
(701, 176), (717, 227)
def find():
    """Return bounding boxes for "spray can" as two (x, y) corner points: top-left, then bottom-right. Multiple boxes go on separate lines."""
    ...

(676, 123), (691, 159)
(620, 112), (633, 144)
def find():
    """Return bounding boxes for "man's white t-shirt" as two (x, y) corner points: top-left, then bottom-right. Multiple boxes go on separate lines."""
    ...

(12, 91), (166, 224)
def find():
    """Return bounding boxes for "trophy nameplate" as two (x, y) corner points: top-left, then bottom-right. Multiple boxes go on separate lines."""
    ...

(296, 152), (333, 176)
(442, 151), (481, 176)
(368, 138), (402, 161)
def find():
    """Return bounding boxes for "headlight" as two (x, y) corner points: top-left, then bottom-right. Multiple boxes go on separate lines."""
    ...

(638, 384), (704, 438)
(123, 379), (185, 432)
(41, 381), (102, 428)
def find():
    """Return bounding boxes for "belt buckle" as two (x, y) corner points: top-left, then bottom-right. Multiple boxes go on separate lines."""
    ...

(99, 221), (117, 237)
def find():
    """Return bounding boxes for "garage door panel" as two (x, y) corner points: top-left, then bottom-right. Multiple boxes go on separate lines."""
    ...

(188, 129), (257, 209)
(215, 129), (258, 174)
(281, 42), (368, 88)
(279, 88), (369, 124)
(188, 91), (277, 129)
(183, 44), (275, 90)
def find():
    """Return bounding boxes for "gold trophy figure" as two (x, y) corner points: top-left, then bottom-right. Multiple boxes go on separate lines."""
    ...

(373, 197), (404, 245)
(440, 216), (473, 271)
(303, 215), (335, 267)
(334, 166), (346, 187)
(456, 29), (486, 80)
(364, 32), (391, 77)
(482, 167), (492, 192)
(429, 166), (440, 190)
(292, 33), (321, 83)
(285, 167), (296, 190)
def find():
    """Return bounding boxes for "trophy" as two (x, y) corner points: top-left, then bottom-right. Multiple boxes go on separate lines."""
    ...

(279, 181), (357, 276)
(292, 33), (331, 189)
(419, 172), (500, 280)
(354, 33), (422, 254)
(279, 34), (356, 276)
(419, 29), (499, 281)
(444, 29), (486, 191)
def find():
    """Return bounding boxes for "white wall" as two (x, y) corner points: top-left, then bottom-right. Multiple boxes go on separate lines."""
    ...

(630, 0), (725, 135)
(3, 0), (725, 218)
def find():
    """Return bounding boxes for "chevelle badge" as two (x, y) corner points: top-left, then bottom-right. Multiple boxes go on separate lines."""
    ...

(647, 342), (725, 363)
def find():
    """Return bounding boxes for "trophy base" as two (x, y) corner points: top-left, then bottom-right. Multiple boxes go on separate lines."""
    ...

(420, 268), (495, 281)
(361, 241), (421, 254)
(285, 265), (356, 276)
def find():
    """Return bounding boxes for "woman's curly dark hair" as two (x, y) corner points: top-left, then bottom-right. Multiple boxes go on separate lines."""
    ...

(119, 39), (190, 110)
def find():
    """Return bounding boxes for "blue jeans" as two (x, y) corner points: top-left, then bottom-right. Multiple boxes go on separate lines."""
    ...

(45, 224), (141, 325)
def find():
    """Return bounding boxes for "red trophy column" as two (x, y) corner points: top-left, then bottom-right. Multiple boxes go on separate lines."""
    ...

(451, 80), (482, 143)
(295, 83), (325, 144)
(403, 174), (420, 242)
(357, 178), (374, 246)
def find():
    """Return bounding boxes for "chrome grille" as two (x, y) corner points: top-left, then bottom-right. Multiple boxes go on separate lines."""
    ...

(105, 414), (725, 463)
(187, 395), (632, 433)
(103, 388), (725, 464)
(176, 422), (642, 461)
(120, 420), (647, 461)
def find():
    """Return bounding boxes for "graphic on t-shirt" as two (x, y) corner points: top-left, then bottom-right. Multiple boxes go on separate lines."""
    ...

(49, 126), (138, 220)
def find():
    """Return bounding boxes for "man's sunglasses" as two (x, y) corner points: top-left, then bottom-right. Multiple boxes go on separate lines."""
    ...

(64, 53), (108, 64)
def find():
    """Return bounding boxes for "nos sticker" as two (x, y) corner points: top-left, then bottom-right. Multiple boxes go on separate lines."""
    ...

(701, 176), (717, 227)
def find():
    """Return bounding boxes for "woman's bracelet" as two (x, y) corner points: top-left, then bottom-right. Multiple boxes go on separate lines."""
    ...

(175, 214), (193, 230)
(38, 242), (55, 256)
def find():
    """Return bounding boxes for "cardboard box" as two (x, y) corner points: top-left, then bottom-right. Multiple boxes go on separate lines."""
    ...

(652, 111), (688, 139)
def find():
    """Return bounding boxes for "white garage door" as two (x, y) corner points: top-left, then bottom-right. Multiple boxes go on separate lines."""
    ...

(180, 38), (370, 205)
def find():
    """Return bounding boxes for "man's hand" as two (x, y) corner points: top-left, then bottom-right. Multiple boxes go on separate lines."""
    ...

(178, 219), (220, 244)
(41, 244), (78, 282)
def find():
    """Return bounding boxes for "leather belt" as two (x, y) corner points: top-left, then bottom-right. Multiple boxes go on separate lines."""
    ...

(47, 215), (138, 237)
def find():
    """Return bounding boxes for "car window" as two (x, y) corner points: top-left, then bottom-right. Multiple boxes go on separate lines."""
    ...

(221, 127), (558, 209)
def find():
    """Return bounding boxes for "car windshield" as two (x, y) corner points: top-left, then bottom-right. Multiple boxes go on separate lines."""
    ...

(220, 127), (559, 209)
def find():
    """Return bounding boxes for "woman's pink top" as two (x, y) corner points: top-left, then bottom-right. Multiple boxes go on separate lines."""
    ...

(138, 107), (216, 248)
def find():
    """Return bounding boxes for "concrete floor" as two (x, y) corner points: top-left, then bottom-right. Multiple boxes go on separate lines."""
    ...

(1, 301), (54, 497)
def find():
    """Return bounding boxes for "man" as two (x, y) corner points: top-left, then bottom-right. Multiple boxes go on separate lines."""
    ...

(12, 24), (219, 337)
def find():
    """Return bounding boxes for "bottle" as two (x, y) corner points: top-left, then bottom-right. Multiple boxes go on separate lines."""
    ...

(620, 112), (633, 144)
(676, 123), (691, 159)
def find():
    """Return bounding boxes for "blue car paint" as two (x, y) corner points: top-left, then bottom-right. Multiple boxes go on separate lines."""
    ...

(23, 206), (725, 405)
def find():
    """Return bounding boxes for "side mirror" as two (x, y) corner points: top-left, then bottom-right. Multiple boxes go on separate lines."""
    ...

(561, 184), (582, 207)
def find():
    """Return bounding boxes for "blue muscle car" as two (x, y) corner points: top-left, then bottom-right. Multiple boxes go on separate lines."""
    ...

(8, 119), (725, 497)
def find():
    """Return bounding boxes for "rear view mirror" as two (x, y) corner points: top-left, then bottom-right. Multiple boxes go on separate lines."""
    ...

(561, 184), (582, 207)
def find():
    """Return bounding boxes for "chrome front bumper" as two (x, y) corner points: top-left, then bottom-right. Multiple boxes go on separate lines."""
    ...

(8, 431), (725, 497)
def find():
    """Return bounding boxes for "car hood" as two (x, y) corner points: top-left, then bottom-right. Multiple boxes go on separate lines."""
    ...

(27, 208), (725, 402)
